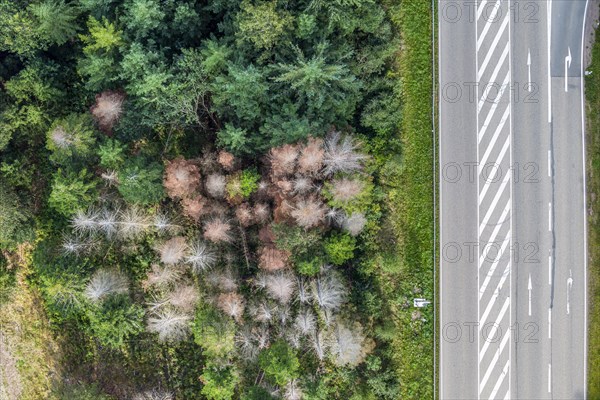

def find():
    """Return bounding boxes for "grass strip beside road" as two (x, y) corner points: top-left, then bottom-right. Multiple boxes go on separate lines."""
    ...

(384, 0), (435, 398)
(586, 22), (600, 398)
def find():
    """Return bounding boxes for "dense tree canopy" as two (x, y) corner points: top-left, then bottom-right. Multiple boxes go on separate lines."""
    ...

(0, 0), (407, 398)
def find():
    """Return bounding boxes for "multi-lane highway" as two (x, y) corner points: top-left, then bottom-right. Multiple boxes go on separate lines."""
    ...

(439, 0), (588, 398)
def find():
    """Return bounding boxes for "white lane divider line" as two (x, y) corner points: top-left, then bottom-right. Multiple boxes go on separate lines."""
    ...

(547, 0), (552, 123)
(489, 360), (510, 400)
(479, 171), (511, 234)
(479, 320), (511, 394)
(548, 363), (552, 393)
(548, 308), (552, 339)
(548, 202), (552, 231)
(478, 72), (511, 142)
(548, 150), (552, 177)
(477, 0), (503, 53)
(478, 42), (510, 112)
(549, 254), (552, 285)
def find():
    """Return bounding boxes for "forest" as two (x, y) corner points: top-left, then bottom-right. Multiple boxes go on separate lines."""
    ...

(0, 0), (434, 399)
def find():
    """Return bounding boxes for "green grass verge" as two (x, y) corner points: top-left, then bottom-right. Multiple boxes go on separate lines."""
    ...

(586, 18), (600, 398)
(381, 0), (435, 398)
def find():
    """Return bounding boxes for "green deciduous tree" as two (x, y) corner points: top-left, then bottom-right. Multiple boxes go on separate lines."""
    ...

(258, 340), (300, 386)
(212, 64), (269, 125)
(217, 124), (250, 155)
(0, 1), (45, 55)
(49, 169), (98, 217)
(275, 47), (361, 126)
(193, 302), (236, 359)
(86, 294), (144, 349)
(80, 16), (123, 54)
(117, 157), (164, 205)
(241, 386), (275, 400)
(200, 362), (240, 400)
(29, 0), (80, 46)
(0, 181), (34, 249)
(324, 233), (356, 265)
(235, 1), (292, 50)
(123, 0), (165, 40)
(0, 62), (62, 149)
(120, 42), (172, 104)
(97, 138), (126, 169)
(46, 114), (97, 165)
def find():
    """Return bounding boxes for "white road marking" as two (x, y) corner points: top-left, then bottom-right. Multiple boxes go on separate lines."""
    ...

(567, 269), (573, 315)
(549, 254), (552, 285)
(477, 0), (502, 51)
(489, 361), (510, 399)
(477, 0), (491, 20)
(479, 321), (511, 394)
(479, 16), (510, 79)
(478, 43), (510, 112)
(528, 274), (532, 316)
(548, 150), (552, 177)
(479, 172), (511, 234)
(480, 105), (511, 169)
(479, 202), (511, 266)
(548, 202), (552, 231)
(548, 308), (552, 339)
(527, 49), (532, 91)
(480, 238), (510, 302)
(479, 271), (511, 362)
(547, 0), (552, 123)
(478, 72), (511, 142)
(565, 46), (572, 92)
(548, 363), (552, 393)
(480, 134), (510, 203)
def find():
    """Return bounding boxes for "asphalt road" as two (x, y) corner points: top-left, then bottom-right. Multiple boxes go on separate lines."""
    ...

(439, 1), (588, 398)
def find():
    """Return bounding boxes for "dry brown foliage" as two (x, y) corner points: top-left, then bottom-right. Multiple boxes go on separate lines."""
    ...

(258, 225), (275, 244)
(291, 197), (327, 229)
(205, 173), (227, 198)
(258, 246), (290, 272)
(203, 218), (233, 243)
(235, 203), (254, 227)
(274, 179), (293, 194)
(331, 178), (364, 202)
(270, 144), (299, 177)
(253, 203), (271, 224)
(181, 195), (208, 221)
(164, 157), (201, 199)
(217, 292), (245, 321)
(273, 199), (295, 224)
(156, 236), (188, 265)
(143, 264), (183, 289)
(168, 285), (199, 313)
(217, 150), (237, 171)
(298, 137), (324, 175)
(265, 271), (296, 304)
(207, 269), (238, 292)
(90, 90), (125, 134)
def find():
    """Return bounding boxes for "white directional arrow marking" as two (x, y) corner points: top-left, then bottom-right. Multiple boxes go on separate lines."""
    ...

(527, 49), (532, 92)
(528, 274), (533, 316)
(567, 269), (573, 315)
(565, 46), (572, 92)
